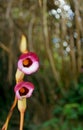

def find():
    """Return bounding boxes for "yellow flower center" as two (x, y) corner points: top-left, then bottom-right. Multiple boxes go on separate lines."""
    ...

(23, 58), (32, 67)
(23, 59), (29, 66)
(19, 87), (25, 94)
(19, 87), (29, 96)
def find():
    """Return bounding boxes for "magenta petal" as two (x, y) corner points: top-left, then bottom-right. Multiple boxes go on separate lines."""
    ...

(17, 52), (39, 74)
(19, 52), (39, 61)
(14, 81), (34, 99)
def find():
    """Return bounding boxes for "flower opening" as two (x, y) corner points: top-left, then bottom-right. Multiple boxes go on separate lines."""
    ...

(23, 58), (32, 67)
(19, 87), (29, 96)
(14, 81), (34, 99)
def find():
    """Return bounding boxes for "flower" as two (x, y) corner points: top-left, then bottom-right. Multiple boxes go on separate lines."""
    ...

(17, 52), (39, 74)
(14, 81), (34, 99)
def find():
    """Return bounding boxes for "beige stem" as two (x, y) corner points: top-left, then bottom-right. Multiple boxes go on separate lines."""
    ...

(20, 112), (25, 130)
(18, 98), (26, 130)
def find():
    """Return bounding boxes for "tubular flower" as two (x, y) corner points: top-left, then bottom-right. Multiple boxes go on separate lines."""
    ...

(14, 81), (34, 100)
(17, 52), (39, 74)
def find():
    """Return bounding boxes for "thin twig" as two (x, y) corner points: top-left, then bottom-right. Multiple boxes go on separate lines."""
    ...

(6, 0), (13, 19)
(42, 0), (63, 90)
(28, 15), (35, 51)
(1, 96), (17, 130)
(0, 42), (10, 53)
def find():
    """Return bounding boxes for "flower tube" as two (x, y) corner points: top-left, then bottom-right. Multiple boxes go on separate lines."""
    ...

(17, 52), (39, 75)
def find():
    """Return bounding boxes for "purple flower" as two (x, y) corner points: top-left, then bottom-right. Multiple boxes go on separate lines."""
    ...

(14, 81), (34, 99)
(18, 52), (39, 74)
